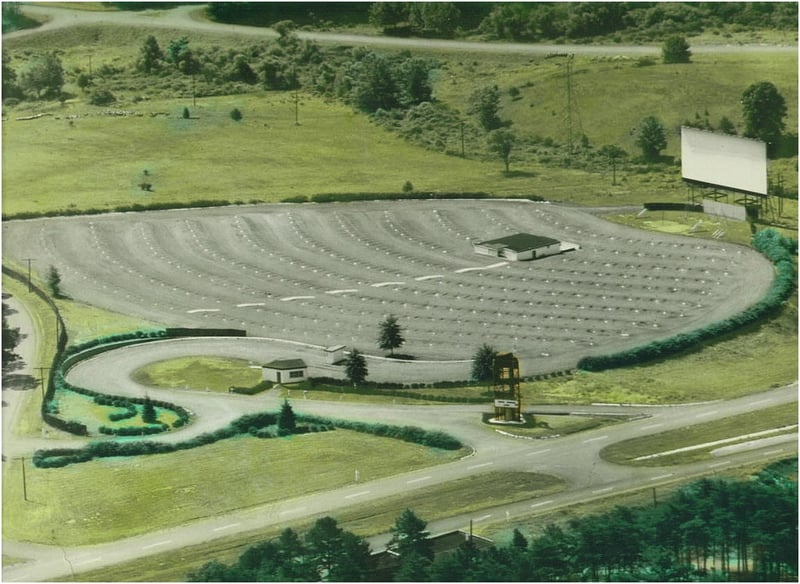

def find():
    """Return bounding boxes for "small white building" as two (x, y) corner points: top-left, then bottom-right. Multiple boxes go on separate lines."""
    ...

(325, 345), (346, 365)
(474, 233), (562, 261)
(262, 359), (308, 384)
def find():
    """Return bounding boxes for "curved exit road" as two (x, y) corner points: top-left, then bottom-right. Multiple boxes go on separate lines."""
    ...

(2, 334), (796, 582)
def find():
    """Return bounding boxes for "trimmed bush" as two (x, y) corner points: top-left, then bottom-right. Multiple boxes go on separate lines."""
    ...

(578, 229), (797, 372)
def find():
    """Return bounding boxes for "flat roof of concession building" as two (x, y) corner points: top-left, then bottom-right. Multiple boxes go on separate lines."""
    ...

(477, 233), (560, 252)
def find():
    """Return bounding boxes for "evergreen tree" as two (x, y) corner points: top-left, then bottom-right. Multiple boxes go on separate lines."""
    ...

(635, 116), (667, 161)
(378, 314), (405, 356)
(471, 343), (496, 383)
(278, 399), (296, 433)
(142, 398), (157, 424)
(344, 348), (368, 386)
(137, 35), (164, 74)
(662, 35), (692, 64)
(388, 509), (433, 560)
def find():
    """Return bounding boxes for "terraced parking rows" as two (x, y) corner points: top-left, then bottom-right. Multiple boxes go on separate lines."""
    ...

(2, 200), (774, 374)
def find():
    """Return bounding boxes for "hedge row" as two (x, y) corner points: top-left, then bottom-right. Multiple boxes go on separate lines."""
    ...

(99, 423), (169, 436)
(297, 414), (463, 450)
(307, 377), (489, 403)
(32, 405), (462, 467)
(577, 228), (797, 372)
(281, 192), (545, 204)
(230, 380), (273, 395)
(3, 199), (264, 222)
(5, 193), (547, 222)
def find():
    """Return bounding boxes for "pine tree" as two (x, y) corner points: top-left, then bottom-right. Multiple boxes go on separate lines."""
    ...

(278, 399), (296, 434)
(344, 349), (368, 386)
(378, 314), (405, 356)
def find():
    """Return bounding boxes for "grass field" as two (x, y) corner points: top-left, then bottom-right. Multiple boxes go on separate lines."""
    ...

(2, 429), (464, 546)
(601, 404), (798, 466)
(59, 470), (565, 582)
(3, 26), (796, 216)
(131, 356), (262, 392)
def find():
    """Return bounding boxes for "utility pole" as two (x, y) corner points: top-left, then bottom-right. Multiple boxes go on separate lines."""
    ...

(34, 367), (50, 401)
(192, 73), (196, 107)
(20, 457), (28, 502)
(23, 258), (33, 292)
(460, 121), (465, 157)
(565, 54), (574, 155)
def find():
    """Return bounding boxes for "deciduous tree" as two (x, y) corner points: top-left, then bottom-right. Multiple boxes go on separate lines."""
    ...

(20, 53), (64, 99)
(488, 128), (516, 172)
(468, 85), (503, 131)
(741, 81), (787, 154)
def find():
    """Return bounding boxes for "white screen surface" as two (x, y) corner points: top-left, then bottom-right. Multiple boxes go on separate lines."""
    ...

(681, 127), (767, 195)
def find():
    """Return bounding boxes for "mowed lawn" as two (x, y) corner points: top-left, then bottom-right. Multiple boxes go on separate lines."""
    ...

(3, 430), (463, 546)
(3, 93), (527, 217)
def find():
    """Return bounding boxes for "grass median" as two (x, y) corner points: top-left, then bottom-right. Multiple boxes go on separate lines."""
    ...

(601, 403), (798, 466)
(3, 429), (465, 546)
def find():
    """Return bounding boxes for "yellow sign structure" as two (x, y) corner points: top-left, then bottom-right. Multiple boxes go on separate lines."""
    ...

(491, 353), (523, 423)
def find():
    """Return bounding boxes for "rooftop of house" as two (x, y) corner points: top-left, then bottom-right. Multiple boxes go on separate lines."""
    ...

(263, 358), (307, 370)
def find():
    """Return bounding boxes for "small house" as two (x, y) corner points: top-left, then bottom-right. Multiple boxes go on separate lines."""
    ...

(262, 358), (307, 384)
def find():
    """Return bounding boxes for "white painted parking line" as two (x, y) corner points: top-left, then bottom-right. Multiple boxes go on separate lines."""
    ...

(454, 262), (508, 273)
(142, 540), (172, 550)
(525, 449), (552, 456)
(650, 473), (674, 481)
(187, 308), (221, 314)
(583, 435), (609, 444)
(592, 487), (614, 494)
(407, 476), (432, 484)
(213, 522), (242, 532)
(468, 462), (494, 470)
(280, 296), (316, 302)
(531, 500), (554, 508)
(325, 289), (359, 295)
(345, 491), (371, 499)
(414, 275), (445, 281)
(371, 281), (406, 288)
(236, 302), (265, 308)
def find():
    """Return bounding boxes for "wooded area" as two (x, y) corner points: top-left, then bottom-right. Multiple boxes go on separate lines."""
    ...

(188, 464), (797, 581)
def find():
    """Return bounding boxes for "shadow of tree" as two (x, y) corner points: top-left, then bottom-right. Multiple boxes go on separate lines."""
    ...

(2, 373), (38, 391)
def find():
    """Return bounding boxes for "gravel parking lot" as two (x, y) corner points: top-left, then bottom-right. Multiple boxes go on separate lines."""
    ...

(2, 200), (774, 376)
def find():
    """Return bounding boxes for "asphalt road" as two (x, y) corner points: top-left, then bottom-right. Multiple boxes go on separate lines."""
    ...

(3, 376), (796, 582)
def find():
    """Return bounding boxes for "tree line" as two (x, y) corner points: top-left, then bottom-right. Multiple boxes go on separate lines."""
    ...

(204, 3), (797, 42)
(187, 465), (797, 581)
